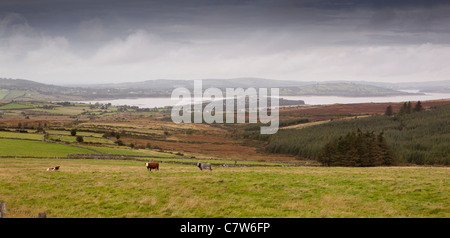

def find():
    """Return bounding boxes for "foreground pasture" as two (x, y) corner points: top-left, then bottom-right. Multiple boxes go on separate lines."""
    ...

(0, 158), (448, 218)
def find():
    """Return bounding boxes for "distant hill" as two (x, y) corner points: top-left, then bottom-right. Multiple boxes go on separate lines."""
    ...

(0, 78), (81, 101)
(79, 77), (313, 89)
(72, 77), (419, 97)
(393, 80), (450, 93)
(1, 77), (419, 102)
(327, 80), (450, 93)
(280, 83), (416, 97)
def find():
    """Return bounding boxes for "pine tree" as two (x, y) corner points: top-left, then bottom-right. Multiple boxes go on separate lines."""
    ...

(414, 101), (423, 112)
(385, 105), (393, 116)
(399, 102), (407, 115)
(377, 132), (395, 165)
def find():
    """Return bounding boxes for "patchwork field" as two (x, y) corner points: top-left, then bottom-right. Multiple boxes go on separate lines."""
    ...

(1, 99), (449, 163)
(0, 99), (449, 218)
(0, 157), (448, 218)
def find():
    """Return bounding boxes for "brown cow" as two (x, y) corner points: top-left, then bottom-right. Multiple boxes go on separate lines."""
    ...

(146, 162), (159, 171)
(47, 166), (60, 171)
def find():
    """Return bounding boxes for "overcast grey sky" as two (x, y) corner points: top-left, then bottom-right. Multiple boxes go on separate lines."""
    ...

(1, 0), (450, 84)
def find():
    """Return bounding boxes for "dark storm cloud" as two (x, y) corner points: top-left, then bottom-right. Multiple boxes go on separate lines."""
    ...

(2, 0), (450, 44)
(1, 0), (450, 84)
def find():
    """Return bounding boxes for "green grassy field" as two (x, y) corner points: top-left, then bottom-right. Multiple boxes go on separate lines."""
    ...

(0, 101), (37, 110)
(0, 139), (98, 157)
(0, 157), (447, 218)
(0, 90), (25, 101)
(149, 157), (286, 166)
(82, 145), (171, 156)
(49, 135), (115, 145)
(45, 130), (106, 137)
(0, 134), (288, 165)
(28, 106), (85, 115)
(0, 90), (9, 100)
(0, 132), (178, 158)
(0, 131), (44, 140)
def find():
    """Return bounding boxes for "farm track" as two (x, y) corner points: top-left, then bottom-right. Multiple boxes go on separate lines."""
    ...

(280, 115), (371, 130)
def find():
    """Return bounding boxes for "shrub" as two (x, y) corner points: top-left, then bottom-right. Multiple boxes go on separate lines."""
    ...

(76, 136), (84, 143)
(115, 140), (124, 146)
(385, 105), (393, 116)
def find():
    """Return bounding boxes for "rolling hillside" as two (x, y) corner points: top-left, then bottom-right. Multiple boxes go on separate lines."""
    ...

(1, 78), (418, 101)
(279, 83), (414, 97)
(267, 103), (450, 165)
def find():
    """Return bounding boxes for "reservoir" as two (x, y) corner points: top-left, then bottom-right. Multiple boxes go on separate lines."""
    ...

(79, 92), (450, 108)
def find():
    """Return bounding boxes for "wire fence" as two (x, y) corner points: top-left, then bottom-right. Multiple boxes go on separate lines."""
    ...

(0, 201), (46, 218)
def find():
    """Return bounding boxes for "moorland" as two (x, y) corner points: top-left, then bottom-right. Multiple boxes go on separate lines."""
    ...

(0, 95), (448, 217)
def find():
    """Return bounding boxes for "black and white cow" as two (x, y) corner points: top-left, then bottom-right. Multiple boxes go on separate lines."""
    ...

(197, 162), (212, 171)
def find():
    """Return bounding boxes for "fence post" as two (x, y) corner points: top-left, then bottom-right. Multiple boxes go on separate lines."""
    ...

(38, 212), (47, 218)
(0, 201), (6, 218)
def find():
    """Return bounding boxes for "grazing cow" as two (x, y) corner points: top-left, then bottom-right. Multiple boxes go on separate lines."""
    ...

(47, 166), (60, 171)
(146, 162), (159, 171)
(197, 162), (212, 171)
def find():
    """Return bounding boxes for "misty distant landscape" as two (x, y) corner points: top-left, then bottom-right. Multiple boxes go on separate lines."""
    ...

(2, 77), (448, 102)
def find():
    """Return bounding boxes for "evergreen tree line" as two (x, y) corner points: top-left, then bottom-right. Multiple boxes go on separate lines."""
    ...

(318, 130), (395, 167)
(385, 101), (423, 116)
(267, 103), (450, 165)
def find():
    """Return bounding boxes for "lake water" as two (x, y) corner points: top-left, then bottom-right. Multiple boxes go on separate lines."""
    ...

(79, 91), (450, 108)
(281, 92), (450, 105)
